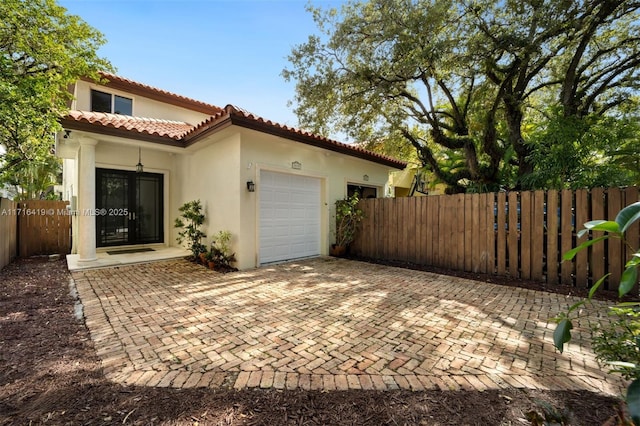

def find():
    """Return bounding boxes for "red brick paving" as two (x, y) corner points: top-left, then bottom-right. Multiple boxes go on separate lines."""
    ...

(71, 257), (626, 395)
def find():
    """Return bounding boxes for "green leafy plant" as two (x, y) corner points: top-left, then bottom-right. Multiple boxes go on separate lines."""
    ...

(553, 201), (640, 424)
(207, 230), (237, 272)
(174, 200), (207, 259)
(333, 192), (364, 248)
(592, 305), (640, 381)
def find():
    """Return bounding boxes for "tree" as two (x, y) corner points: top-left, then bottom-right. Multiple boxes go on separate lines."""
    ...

(283, 0), (640, 192)
(523, 108), (639, 189)
(0, 0), (111, 195)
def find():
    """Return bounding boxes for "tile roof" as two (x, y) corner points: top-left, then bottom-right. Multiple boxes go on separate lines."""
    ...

(64, 75), (407, 169)
(66, 111), (194, 139)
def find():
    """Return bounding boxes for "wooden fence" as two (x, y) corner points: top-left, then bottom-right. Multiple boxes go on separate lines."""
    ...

(351, 187), (640, 293)
(17, 200), (72, 258)
(0, 197), (18, 270)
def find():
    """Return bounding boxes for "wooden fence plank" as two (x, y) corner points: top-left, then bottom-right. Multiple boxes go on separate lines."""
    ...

(16, 200), (71, 257)
(560, 189), (574, 286)
(575, 189), (589, 289)
(496, 192), (507, 275)
(464, 194), (473, 272)
(431, 195), (442, 266)
(478, 193), (488, 273)
(425, 197), (434, 265)
(382, 199), (390, 259)
(531, 190), (545, 281)
(508, 192), (519, 278)
(419, 197), (427, 264)
(608, 188), (624, 291)
(408, 197), (417, 263)
(450, 195), (457, 268)
(350, 186), (638, 295)
(438, 195), (448, 268)
(546, 190), (559, 285)
(0, 198), (18, 269)
(590, 188), (606, 286)
(624, 186), (639, 294)
(456, 194), (466, 271)
(520, 191), (532, 280)
(471, 194), (481, 272)
(397, 198), (407, 262)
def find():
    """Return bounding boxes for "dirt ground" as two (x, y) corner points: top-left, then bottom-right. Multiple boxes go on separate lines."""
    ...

(0, 257), (628, 425)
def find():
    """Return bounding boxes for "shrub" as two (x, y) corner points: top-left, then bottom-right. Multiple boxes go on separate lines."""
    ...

(174, 200), (207, 259)
(208, 230), (236, 272)
(554, 201), (640, 423)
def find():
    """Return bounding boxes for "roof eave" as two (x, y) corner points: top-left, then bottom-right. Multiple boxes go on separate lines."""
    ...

(228, 115), (407, 169)
(60, 118), (185, 148)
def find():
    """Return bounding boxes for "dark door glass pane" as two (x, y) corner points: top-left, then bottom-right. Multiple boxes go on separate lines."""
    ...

(96, 169), (163, 247)
(96, 169), (129, 246)
(136, 173), (163, 243)
(91, 90), (112, 113)
(114, 95), (133, 115)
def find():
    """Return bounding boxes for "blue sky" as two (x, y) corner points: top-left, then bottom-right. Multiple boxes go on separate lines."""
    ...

(58, 0), (345, 132)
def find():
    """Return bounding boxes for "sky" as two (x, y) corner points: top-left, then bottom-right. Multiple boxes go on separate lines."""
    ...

(58, 0), (345, 134)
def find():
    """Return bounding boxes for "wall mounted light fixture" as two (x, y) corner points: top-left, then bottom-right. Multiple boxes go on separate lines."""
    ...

(136, 147), (144, 173)
(246, 180), (255, 192)
(363, 174), (369, 182)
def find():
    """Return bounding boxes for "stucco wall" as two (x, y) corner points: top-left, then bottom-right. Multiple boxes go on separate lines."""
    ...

(73, 80), (211, 125)
(58, 125), (397, 270)
(173, 133), (243, 264)
(237, 128), (392, 269)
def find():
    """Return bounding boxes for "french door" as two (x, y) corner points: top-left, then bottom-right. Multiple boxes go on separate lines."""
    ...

(96, 168), (164, 247)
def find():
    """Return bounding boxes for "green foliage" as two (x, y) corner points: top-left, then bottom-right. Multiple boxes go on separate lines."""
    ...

(174, 200), (206, 259)
(333, 192), (364, 247)
(554, 202), (640, 423)
(524, 110), (638, 190)
(285, 0), (640, 192)
(207, 230), (236, 270)
(0, 0), (112, 184)
(0, 153), (61, 200)
(592, 304), (640, 381)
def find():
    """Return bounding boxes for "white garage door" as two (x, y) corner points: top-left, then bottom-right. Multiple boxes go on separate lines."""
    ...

(259, 170), (321, 264)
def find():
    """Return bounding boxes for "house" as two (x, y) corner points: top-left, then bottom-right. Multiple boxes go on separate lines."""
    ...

(390, 164), (447, 197)
(56, 73), (406, 270)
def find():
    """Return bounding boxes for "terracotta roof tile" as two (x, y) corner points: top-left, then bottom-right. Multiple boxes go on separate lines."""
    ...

(66, 111), (194, 139)
(65, 74), (407, 169)
(184, 105), (407, 169)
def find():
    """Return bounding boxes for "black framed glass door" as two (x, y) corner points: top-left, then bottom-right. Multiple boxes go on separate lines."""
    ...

(96, 168), (164, 247)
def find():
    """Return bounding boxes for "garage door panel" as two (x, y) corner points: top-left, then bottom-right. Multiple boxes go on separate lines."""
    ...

(259, 170), (321, 264)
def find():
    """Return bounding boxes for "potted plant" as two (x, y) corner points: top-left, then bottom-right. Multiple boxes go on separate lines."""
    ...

(174, 200), (207, 261)
(208, 230), (237, 273)
(331, 192), (364, 257)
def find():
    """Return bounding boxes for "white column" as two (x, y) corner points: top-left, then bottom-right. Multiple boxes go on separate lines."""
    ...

(77, 137), (98, 262)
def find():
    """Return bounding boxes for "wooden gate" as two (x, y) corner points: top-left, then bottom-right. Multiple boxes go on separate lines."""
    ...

(18, 200), (72, 257)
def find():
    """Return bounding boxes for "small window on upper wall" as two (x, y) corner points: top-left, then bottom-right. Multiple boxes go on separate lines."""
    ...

(91, 89), (133, 115)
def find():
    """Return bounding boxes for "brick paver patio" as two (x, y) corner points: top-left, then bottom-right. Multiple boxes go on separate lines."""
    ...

(71, 257), (626, 395)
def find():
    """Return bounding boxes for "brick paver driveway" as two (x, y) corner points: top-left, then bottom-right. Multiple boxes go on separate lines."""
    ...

(71, 257), (626, 395)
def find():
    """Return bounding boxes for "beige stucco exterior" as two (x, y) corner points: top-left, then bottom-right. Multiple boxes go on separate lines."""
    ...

(72, 80), (211, 124)
(58, 77), (401, 270)
(59, 128), (392, 270)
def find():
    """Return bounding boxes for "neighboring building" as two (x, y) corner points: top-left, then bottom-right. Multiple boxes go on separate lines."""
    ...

(390, 164), (446, 197)
(56, 73), (406, 269)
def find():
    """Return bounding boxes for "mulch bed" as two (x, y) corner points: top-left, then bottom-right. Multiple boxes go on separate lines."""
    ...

(0, 257), (627, 425)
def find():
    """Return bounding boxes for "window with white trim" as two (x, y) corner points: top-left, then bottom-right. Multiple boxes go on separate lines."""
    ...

(91, 89), (133, 115)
